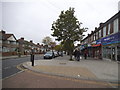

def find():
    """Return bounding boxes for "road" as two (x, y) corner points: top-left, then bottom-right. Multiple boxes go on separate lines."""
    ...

(2, 55), (118, 88)
(2, 54), (43, 79)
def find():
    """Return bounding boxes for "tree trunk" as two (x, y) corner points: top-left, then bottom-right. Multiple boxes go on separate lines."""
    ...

(69, 51), (73, 60)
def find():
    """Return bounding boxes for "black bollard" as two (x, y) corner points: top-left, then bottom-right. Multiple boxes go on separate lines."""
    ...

(32, 54), (34, 66)
(30, 54), (34, 66)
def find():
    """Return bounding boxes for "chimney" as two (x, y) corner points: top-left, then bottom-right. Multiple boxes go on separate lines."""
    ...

(118, 1), (120, 12)
(91, 31), (94, 33)
(37, 43), (40, 45)
(30, 40), (33, 43)
(1, 30), (6, 34)
(99, 23), (104, 27)
(21, 37), (24, 40)
(95, 27), (98, 31)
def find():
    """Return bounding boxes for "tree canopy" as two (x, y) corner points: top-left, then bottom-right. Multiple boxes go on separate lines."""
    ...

(51, 7), (87, 59)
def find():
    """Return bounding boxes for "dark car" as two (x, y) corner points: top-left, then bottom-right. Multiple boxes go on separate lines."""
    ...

(44, 51), (55, 59)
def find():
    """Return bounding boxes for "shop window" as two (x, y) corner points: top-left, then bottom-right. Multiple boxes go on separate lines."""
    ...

(103, 46), (112, 60)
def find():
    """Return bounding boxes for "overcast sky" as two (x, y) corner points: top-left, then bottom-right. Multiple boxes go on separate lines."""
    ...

(0, 0), (119, 44)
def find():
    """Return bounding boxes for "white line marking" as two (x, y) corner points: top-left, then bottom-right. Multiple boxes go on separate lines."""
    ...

(3, 71), (24, 80)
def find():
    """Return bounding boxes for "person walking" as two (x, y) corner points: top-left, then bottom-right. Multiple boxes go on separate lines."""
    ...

(73, 49), (77, 60)
(84, 50), (88, 59)
(74, 49), (81, 61)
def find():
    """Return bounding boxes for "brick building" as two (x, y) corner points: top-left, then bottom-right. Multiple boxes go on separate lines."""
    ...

(81, 11), (120, 61)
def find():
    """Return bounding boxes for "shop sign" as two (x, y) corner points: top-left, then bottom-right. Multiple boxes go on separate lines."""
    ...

(92, 44), (101, 47)
(101, 32), (120, 45)
(91, 41), (96, 44)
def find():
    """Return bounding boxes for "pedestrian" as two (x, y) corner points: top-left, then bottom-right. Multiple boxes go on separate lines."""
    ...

(74, 49), (81, 61)
(84, 50), (88, 59)
(73, 49), (77, 60)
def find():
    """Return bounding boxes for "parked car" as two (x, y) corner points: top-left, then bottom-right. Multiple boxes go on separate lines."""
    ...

(54, 51), (59, 57)
(44, 51), (55, 59)
(58, 51), (63, 56)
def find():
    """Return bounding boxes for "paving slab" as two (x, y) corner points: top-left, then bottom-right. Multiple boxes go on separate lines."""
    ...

(23, 55), (119, 83)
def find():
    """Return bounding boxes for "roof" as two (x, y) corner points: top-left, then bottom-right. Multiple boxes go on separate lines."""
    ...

(2, 34), (17, 41)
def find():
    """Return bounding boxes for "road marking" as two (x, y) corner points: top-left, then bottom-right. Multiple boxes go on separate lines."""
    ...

(26, 70), (120, 87)
(3, 71), (23, 80)
(3, 65), (18, 70)
(3, 64), (25, 80)
(16, 64), (28, 71)
(4, 67), (10, 69)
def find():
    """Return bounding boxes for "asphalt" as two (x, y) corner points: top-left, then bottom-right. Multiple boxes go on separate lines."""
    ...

(22, 55), (119, 84)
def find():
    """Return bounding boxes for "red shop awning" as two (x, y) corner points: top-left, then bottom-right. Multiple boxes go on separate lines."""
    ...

(92, 44), (101, 47)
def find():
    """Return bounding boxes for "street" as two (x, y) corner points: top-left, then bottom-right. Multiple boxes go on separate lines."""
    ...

(2, 54), (43, 79)
(2, 55), (119, 89)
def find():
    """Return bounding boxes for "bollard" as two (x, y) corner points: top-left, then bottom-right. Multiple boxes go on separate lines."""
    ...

(32, 54), (34, 66)
(30, 54), (34, 66)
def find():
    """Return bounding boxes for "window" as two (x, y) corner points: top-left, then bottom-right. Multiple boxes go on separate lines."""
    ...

(103, 26), (106, 37)
(0, 40), (2, 44)
(2, 47), (9, 52)
(108, 24), (110, 35)
(106, 25), (108, 35)
(113, 18), (118, 33)
(0, 47), (2, 52)
(93, 33), (95, 40)
(110, 22), (113, 34)
(101, 29), (103, 37)
(96, 32), (98, 40)
(99, 30), (101, 38)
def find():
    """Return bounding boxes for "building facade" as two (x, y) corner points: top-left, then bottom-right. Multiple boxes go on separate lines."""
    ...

(0, 30), (18, 56)
(81, 11), (120, 61)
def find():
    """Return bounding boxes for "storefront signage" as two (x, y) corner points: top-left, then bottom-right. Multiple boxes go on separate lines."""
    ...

(96, 32), (120, 45)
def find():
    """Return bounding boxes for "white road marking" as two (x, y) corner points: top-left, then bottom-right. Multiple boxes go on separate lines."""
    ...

(3, 71), (24, 80)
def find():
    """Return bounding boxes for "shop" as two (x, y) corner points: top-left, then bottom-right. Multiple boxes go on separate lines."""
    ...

(92, 44), (102, 59)
(101, 32), (120, 61)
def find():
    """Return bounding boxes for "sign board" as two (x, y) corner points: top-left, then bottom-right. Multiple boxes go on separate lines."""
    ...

(96, 32), (120, 45)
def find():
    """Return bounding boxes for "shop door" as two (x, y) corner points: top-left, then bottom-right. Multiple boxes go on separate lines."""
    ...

(117, 46), (120, 61)
(112, 47), (115, 60)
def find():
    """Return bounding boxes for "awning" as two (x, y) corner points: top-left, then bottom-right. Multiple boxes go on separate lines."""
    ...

(92, 44), (101, 47)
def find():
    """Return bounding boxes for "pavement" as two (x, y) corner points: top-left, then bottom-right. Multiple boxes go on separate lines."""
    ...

(22, 55), (119, 84)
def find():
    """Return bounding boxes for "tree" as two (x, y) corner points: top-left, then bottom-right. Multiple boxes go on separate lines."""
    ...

(49, 41), (56, 51)
(51, 7), (87, 60)
(42, 36), (52, 51)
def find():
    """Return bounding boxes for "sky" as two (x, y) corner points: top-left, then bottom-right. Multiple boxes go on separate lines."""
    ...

(0, 0), (120, 44)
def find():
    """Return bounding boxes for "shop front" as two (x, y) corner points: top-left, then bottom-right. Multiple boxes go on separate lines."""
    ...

(92, 44), (102, 59)
(101, 32), (120, 61)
